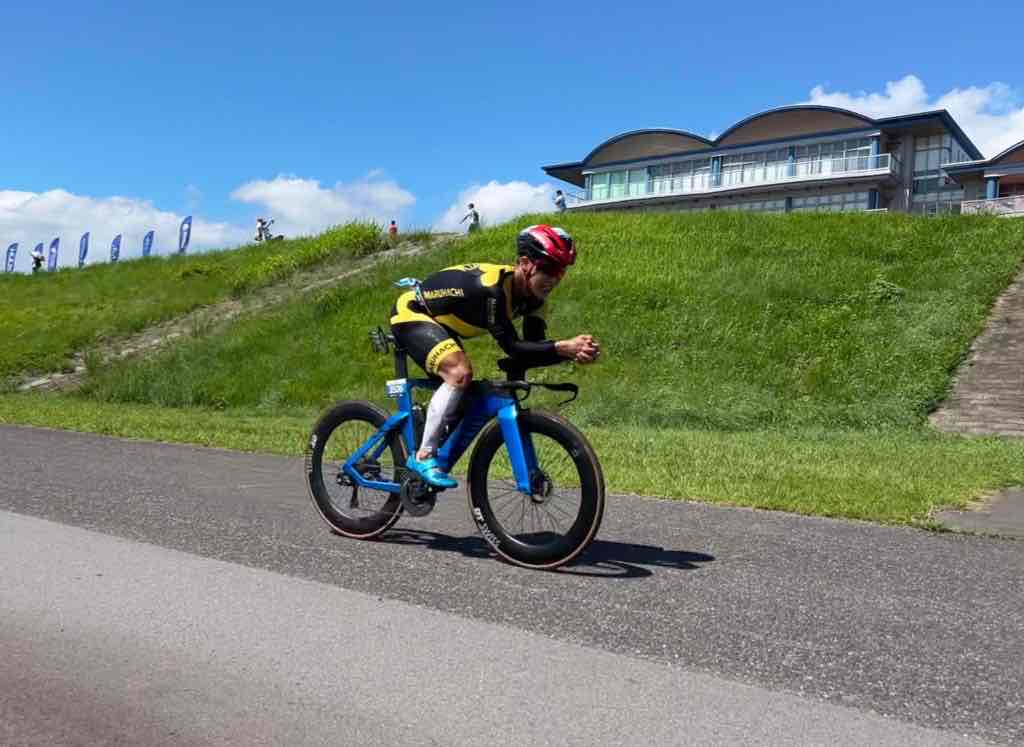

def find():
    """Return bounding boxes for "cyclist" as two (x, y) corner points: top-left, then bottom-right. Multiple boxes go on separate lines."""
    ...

(390, 224), (600, 488)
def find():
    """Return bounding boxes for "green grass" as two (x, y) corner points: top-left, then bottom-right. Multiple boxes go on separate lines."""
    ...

(4, 210), (1024, 524)
(78, 212), (1024, 430)
(0, 221), (386, 383)
(2, 393), (1022, 524)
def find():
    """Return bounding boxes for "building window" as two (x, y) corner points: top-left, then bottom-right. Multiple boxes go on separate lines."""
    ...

(791, 191), (870, 212)
(720, 198), (787, 213)
(649, 164), (672, 194)
(609, 171), (627, 199)
(912, 133), (965, 209)
(583, 133), (902, 204)
(646, 158), (713, 195)
(628, 168), (647, 197)
(914, 133), (970, 171)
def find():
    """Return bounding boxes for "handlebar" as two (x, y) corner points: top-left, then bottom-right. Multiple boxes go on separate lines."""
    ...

(492, 378), (579, 406)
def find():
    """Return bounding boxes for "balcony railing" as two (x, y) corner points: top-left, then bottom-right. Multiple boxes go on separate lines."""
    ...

(960, 195), (1024, 216)
(572, 153), (899, 207)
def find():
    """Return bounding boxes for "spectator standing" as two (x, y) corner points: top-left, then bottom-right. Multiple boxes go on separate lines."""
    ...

(30, 245), (45, 274)
(553, 189), (567, 212)
(460, 203), (481, 234)
(388, 220), (398, 243)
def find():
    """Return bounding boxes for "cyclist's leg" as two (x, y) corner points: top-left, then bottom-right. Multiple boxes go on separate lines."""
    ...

(421, 351), (472, 460)
(390, 295), (471, 486)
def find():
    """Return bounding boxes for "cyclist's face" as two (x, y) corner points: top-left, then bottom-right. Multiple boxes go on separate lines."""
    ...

(528, 259), (564, 299)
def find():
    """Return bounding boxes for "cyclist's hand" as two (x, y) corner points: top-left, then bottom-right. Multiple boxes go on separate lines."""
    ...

(565, 335), (600, 364)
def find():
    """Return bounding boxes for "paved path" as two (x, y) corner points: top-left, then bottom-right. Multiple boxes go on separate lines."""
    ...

(3, 511), (989, 747)
(929, 264), (1024, 535)
(931, 266), (1024, 437)
(936, 487), (1024, 539)
(2, 425), (1022, 744)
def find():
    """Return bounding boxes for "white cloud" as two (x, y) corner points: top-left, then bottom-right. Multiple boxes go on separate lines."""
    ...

(0, 189), (247, 274)
(434, 181), (557, 232)
(230, 174), (415, 237)
(804, 75), (1024, 158)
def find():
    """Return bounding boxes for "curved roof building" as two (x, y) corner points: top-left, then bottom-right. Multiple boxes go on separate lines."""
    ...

(544, 105), (987, 215)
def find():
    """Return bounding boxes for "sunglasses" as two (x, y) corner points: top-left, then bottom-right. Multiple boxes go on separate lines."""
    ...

(533, 259), (566, 279)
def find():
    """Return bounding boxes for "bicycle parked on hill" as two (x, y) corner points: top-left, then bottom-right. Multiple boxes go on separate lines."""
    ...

(305, 326), (605, 569)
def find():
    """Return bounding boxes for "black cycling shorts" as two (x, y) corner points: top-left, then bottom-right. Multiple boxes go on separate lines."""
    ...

(390, 291), (464, 376)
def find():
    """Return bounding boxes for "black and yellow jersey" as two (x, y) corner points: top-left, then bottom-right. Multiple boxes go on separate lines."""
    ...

(390, 263), (561, 371)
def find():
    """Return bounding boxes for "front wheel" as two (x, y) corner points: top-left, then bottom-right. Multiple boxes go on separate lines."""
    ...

(467, 409), (604, 569)
(306, 400), (406, 539)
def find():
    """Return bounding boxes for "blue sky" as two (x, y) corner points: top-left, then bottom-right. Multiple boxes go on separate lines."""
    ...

(3, 0), (1023, 269)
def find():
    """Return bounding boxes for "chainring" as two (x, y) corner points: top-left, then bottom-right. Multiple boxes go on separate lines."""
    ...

(400, 475), (437, 517)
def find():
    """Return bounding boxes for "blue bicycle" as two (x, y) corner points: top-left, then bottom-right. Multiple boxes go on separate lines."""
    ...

(305, 327), (605, 569)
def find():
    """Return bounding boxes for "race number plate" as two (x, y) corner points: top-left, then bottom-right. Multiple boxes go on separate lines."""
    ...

(386, 378), (407, 398)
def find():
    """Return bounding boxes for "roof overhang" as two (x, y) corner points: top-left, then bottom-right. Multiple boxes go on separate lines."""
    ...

(875, 110), (984, 159)
(542, 162), (585, 187)
(943, 139), (1024, 184)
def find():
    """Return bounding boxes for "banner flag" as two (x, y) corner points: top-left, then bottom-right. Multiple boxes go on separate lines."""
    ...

(110, 234), (122, 263)
(178, 216), (192, 254)
(142, 230), (154, 257)
(46, 239), (59, 271)
(5, 243), (17, 273)
(78, 232), (90, 268)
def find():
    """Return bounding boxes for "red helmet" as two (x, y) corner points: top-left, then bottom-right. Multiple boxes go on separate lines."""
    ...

(516, 224), (576, 269)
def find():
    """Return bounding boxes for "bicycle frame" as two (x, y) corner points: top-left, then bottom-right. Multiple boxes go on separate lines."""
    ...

(340, 349), (538, 495)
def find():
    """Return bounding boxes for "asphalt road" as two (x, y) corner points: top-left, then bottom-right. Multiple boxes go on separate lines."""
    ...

(1, 424), (1022, 745)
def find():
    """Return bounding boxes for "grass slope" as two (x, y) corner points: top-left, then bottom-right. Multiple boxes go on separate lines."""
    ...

(0, 222), (385, 384)
(4, 211), (1024, 523)
(80, 212), (1024, 430)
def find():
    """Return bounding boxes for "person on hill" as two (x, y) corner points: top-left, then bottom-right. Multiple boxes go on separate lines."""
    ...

(255, 217), (277, 242)
(30, 245), (45, 274)
(553, 189), (567, 212)
(390, 224), (600, 488)
(388, 220), (398, 243)
(460, 203), (481, 234)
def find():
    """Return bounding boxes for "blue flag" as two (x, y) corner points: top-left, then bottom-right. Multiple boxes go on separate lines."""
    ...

(47, 239), (59, 271)
(78, 232), (90, 268)
(110, 234), (122, 263)
(142, 230), (154, 257)
(5, 243), (17, 273)
(178, 215), (192, 254)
